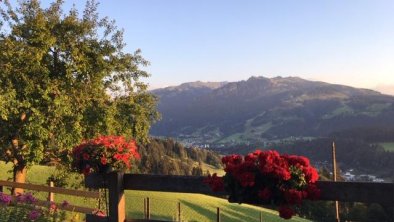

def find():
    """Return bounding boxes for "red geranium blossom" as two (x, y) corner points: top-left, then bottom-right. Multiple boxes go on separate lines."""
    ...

(203, 173), (224, 192)
(83, 153), (90, 160)
(258, 187), (272, 201)
(279, 205), (294, 219)
(206, 149), (320, 220)
(100, 157), (107, 165)
(71, 135), (140, 175)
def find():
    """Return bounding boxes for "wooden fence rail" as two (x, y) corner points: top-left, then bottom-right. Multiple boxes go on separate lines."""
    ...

(0, 180), (100, 214)
(0, 180), (100, 198)
(85, 173), (394, 222)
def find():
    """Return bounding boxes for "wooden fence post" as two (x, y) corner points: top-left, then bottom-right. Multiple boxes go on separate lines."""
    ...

(48, 181), (54, 202)
(0, 185), (3, 193)
(108, 172), (126, 222)
(178, 202), (181, 222)
(144, 198), (146, 219)
(216, 207), (220, 222)
(146, 197), (150, 220)
(332, 142), (340, 222)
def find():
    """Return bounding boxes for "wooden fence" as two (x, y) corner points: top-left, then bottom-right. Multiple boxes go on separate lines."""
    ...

(0, 180), (100, 214)
(85, 173), (394, 222)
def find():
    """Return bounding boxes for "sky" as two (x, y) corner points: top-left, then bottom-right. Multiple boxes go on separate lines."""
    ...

(34, 1), (394, 93)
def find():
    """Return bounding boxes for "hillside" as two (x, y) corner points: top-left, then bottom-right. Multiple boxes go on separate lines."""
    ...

(137, 138), (222, 175)
(151, 76), (394, 144)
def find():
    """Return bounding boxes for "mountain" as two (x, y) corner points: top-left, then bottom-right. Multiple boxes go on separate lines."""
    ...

(151, 76), (394, 144)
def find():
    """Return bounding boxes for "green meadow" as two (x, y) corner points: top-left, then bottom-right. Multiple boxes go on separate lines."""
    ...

(379, 142), (394, 152)
(0, 162), (309, 222)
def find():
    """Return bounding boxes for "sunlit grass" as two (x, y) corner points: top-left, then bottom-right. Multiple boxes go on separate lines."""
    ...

(380, 142), (394, 152)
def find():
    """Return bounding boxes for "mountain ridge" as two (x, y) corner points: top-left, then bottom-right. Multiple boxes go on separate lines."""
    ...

(151, 76), (394, 144)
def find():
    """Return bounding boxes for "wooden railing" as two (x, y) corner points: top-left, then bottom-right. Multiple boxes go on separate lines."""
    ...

(0, 180), (101, 214)
(85, 173), (394, 222)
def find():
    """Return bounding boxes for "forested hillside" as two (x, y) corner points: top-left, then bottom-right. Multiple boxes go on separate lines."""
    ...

(137, 138), (222, 175)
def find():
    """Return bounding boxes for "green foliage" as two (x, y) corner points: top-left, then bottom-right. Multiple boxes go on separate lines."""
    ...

(0, 0), (159, 165)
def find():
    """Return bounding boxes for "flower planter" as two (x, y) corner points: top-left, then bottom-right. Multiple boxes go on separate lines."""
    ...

(84, 173), (108, 189)
(205, 150), (321, 220)
(86, 214), (108, 222)
(71, 135), (139, 177)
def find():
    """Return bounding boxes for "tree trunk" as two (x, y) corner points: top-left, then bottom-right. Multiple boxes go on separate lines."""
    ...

(12, 164), (27, 195)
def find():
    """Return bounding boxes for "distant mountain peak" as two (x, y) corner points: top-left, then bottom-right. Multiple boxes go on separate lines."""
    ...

(152, 81), (228, 93)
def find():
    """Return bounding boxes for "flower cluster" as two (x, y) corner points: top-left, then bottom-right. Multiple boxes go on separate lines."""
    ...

(205, 150), (320, 220)
(0, 192), (71, 221)
(71, 135), (140, 175)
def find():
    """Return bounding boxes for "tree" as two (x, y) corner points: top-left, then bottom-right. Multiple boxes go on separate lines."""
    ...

(0, 0), (159, 193)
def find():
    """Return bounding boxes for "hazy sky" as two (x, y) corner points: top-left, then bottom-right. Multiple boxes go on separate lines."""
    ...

(39, 1), (394, 91)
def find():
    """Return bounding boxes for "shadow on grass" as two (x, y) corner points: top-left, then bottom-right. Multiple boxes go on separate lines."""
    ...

(228, 203), (284, 221)
(180, 200), (217, 222)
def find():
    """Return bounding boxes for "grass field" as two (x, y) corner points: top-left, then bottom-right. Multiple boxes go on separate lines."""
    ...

(0, 162), (309, 222)
(380, 142), (394, 152)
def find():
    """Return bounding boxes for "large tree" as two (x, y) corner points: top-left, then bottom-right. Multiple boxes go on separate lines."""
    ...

(0, 0), (159, 193)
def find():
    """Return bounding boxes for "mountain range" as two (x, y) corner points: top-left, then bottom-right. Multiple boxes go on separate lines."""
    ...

(151, 76), (394, 144)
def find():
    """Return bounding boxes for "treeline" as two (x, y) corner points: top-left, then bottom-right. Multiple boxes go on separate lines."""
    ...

(330, 126), (394, 142)
(136, 138), (222, 175)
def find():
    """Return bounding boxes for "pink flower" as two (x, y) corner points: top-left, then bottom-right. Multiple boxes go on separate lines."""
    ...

(61, 200), (69, 208)
(49, 201), (57, 212)
(28, 209), (41, 220)
(16, 193), (26, 203)
(0, 192), (12, 205)
(93, 209), (107, 217)
(24, 192), (37, 204)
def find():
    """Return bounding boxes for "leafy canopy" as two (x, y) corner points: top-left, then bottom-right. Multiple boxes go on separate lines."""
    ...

(0, 0), (159, 164)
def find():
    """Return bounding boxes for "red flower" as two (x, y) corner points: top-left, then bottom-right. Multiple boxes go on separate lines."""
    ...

(203, 173), (224, 192)
(284, 189), (303, 205)
(100, 157), (107, 165)
(83, 153), (90, 160)
(258, 187), (272, 201)
(305, 184), (321, 200)
(83, 167), (91, 176)
(303, 166), (319, 183)
(239, 172), (255, 187)
(279, 205), (294, 219)
(71, 135), (139, 175)
(114, 153), (122, 161)
(206, 149), (320, 220)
